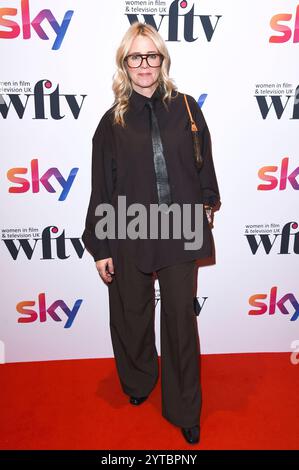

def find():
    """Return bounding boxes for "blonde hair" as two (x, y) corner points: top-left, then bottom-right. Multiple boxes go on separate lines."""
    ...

(111, 22), (178, 127)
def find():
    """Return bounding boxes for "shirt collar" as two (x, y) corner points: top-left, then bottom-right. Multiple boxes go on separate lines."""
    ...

(129, 85), (165, 112)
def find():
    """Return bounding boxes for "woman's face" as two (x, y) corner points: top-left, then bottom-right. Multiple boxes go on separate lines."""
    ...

(125, 35), (161, 95)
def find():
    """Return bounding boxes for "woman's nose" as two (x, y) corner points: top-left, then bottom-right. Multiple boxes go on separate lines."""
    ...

(140, 57), (149, 68)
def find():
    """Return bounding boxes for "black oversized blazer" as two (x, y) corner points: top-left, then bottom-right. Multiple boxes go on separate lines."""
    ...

(82, 86), (221, 272)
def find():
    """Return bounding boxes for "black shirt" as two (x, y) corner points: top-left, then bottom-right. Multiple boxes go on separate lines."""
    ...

(82, 85), (221, 273)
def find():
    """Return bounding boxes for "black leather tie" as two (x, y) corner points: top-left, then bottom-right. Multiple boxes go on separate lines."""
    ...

(145, 100), (172, 206)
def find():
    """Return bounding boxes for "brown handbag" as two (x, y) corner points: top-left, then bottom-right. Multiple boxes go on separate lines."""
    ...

(184, 94), (214, 228)
(183, 94), (203, 171)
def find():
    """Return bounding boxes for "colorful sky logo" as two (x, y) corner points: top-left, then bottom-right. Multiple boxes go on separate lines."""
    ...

(258, 158), (299, 191)
(7, 159), (78, 201)
(270, 4), (299, 43)
(249, 286), (299, 321)
(17, 293), (83, 328)
(0, 0), (74, 50)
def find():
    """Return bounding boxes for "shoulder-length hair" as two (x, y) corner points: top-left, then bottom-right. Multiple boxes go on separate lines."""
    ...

(111, 22), (178, 127)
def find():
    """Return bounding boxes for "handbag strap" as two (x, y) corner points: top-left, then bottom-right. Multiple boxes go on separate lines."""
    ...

(183, 94), (198, 132)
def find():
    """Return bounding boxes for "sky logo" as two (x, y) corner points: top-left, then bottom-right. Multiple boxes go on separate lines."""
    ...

(249, 286), (299, 321)
(197, 94), (207, 108)
(258, 158), (299, 191)
(270, 4), (299, 43)
(0, 0), (74, 50)
(7, 159), (78, 201)
(17, 293), (83, 328)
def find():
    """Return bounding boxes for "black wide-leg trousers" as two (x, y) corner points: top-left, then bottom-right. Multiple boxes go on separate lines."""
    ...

(107, 245), (201, 428)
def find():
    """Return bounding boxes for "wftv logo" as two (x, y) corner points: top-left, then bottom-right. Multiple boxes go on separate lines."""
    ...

(0, 0), (73, 50)
(126, 0), (222, 42)
(255, 85), (299, 120)
(270, 4), (299, 43)
(3, 226), (84, 260)
(17, 293), (82, 328)
(245, 222), (299, 255)
(7, 159), (78, 201)
(249, 287), (299, 321)
(0, 79), (87, 120)
(258, 158), (299, 191)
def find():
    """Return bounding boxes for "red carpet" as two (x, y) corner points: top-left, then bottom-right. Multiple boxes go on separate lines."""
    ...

(0, 353), (298, 450)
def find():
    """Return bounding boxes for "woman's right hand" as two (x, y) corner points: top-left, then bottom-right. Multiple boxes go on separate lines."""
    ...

(95, 257), (115, 284)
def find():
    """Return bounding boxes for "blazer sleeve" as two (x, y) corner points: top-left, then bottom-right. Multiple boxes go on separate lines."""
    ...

(82, 113), (116, 262)
(191, 96), (221, 209)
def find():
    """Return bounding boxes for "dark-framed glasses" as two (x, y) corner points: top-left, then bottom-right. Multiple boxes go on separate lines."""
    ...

(124, 53), (164, 68)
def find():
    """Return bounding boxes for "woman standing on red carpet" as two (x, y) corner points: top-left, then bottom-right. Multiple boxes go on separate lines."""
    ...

(82, 22), (220, 445)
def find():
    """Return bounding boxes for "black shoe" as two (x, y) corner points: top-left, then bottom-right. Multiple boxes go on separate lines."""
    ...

(129, 396), (148, 406)
(181, 425), (200, 444)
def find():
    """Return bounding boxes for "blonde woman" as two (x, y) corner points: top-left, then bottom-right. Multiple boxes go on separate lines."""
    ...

(82, 22), (220, 445)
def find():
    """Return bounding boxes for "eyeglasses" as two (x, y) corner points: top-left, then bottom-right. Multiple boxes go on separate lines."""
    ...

(124, 53), (164, 68)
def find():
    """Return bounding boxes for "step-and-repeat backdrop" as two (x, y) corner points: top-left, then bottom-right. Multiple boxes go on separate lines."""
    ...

(1, 1), (298, 363)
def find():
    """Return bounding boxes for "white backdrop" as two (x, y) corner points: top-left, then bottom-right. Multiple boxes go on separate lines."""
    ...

(1, 0), (298, 363)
